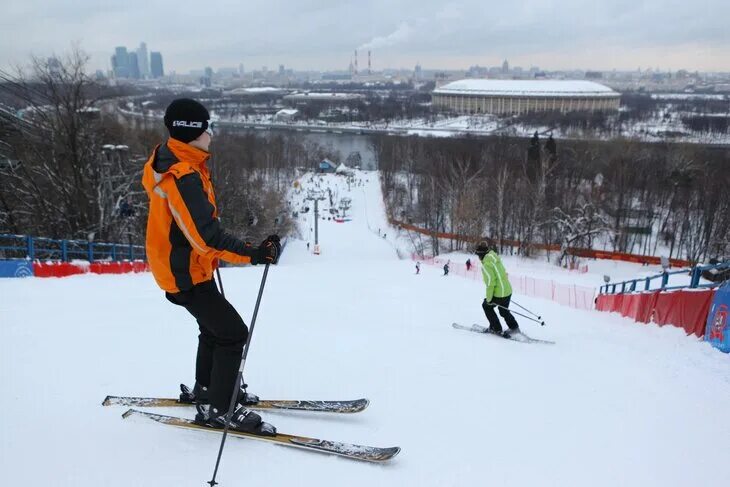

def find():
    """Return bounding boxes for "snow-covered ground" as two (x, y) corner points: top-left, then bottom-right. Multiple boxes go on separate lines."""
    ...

(123, 105), (729, 144)
(2, 171), (729, 486)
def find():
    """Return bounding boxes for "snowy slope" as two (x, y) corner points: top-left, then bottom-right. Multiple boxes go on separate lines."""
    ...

(1, 171), (729, 487)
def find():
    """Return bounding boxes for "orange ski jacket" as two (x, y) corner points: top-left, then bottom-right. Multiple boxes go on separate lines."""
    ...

(142, 138), (252, 293)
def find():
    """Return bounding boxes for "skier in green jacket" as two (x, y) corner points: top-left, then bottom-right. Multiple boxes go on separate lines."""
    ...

(476, 240), (520, 338)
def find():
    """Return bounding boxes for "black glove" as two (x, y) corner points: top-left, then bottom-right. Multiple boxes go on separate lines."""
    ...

(249, 235), (281, 265)
(265, 234), (281, 259)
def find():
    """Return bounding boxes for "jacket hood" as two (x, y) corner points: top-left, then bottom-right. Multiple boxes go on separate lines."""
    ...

(142, 138), (210, 195)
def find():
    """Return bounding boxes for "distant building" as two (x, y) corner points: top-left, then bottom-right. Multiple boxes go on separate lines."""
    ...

(318, 159), (337, 173)
(432, 79), (621, 115)
(502, 59), (509, 74)
(202, 66), (213, 86)
(112, 46), (129, 78)
(136, 42), (150, 78)
(274, 109), (300, 122)
(284, 92), (364, 103)
(466, 65), (488, 78)
(128, 52), (140, 79)
(150, 52), (164, 78)
(217, 67), (239, 77)
(47, 57), (62, 76)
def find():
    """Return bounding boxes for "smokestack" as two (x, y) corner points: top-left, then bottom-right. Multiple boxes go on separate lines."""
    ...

(354, 49), (358, 74)
(368, 50), (371, 74)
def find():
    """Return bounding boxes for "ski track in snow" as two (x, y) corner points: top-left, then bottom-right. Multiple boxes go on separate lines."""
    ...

(1, 171), (729, 486)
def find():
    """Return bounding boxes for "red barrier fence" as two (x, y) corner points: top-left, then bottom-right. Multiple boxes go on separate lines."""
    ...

(33, 261), (149, 278)
(595, 289), (716, 337)
(393, 219), (691, 268)
(416, 255), (595, 310)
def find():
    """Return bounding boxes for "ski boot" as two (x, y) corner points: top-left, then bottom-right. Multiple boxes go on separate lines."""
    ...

(179, 382), (260, 406)
(506, 327), (521, 338)
(485, 327), (506, 337)
(194, 403), (276, 436)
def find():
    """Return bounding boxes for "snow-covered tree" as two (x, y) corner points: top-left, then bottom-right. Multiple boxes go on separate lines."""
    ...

(550, 204), (611, 266)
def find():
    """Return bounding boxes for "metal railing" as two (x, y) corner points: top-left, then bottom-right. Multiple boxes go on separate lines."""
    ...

(599, 261), (730, 294)
(0, 234), (146, 262)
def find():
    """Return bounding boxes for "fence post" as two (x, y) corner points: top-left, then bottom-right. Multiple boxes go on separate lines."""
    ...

(61, 240), (68, 262)
(111, 244), (117, 261)
(27, 235), (35, 260)
(661, 272), (669, 289)
(645, 277), (650, 291)
(689, 267), (701, 288)
(128, 243), (134, 260)
(87, 242), (94, 262)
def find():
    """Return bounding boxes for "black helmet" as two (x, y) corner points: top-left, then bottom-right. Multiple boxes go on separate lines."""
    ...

(476, 239), (496, 258)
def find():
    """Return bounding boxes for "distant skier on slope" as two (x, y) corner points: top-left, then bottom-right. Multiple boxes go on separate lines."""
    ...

(443, 261), (450, 276)
(142, 98), (280, 435)
(466, 258), (472, 271)
(476, 240), (520, 338)
(415, 261), (421, 274)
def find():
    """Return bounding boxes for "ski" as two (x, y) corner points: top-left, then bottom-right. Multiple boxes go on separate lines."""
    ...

(103, 395), (369, 413)
(452, 323), (556, 345)
(122, 409), (400, 463)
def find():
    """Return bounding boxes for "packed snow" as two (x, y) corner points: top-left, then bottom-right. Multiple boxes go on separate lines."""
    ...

(1, 170), (729, 486)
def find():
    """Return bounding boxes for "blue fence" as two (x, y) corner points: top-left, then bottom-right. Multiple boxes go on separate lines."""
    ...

(600, 261), (730, 295)
(0, 234), (146, 262)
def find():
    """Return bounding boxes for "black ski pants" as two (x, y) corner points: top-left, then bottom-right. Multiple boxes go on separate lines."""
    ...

(482, 294), (519, 333)
(166, 279), (248, 413)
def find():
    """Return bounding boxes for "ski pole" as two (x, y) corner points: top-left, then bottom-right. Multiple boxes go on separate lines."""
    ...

(492, 303), (546, 326)
(510, 299), (541, 320)
(207, 263), (271, 486)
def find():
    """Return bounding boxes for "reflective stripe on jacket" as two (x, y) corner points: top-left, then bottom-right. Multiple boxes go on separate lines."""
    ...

(480, 250), (512, 302)
(142, 138), (252, 293)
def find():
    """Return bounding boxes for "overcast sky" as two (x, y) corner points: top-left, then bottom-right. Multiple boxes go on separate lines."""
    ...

(2, 0), (728, 73)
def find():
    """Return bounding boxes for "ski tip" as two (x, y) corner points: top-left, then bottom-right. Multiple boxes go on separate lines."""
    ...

(121, 408), (136, 419)
(370, 446), (401, 462)
(101, 395), (112, 406)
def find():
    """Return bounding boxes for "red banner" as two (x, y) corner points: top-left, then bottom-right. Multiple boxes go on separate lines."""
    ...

(596, 289), (716, 338)
(33, 261), (149, 278)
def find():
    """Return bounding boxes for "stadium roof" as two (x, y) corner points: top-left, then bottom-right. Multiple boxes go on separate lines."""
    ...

(433, 80), (619, 98)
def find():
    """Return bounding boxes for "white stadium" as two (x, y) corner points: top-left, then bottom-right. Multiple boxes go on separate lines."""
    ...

(432, 79), (620, 115)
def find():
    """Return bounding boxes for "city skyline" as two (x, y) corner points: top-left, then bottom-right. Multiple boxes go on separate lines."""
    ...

(110, 43), (164, 79)
(1, 0), (729, 74)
